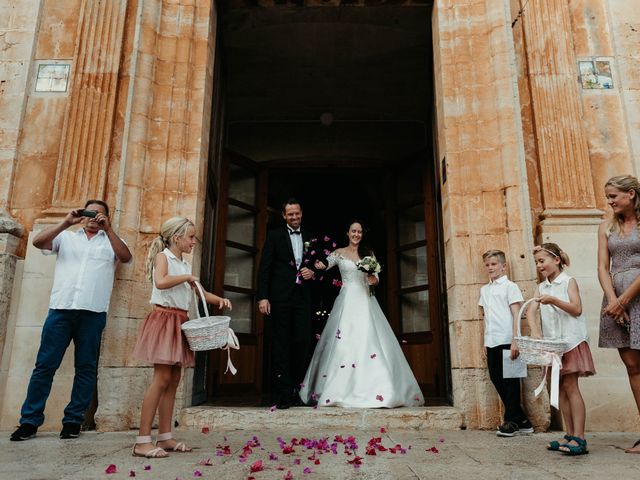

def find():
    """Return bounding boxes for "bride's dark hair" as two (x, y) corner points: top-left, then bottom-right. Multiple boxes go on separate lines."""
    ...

(346, 220), (373, 259)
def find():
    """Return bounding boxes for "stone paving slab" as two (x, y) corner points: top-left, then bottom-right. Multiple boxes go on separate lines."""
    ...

(1, 427), (640, 480)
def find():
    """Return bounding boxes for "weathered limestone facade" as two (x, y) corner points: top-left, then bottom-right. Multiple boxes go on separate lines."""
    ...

(0, 0), (639, 432)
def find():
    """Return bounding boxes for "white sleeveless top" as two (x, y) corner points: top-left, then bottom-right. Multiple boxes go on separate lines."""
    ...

(149, 248), (192, 311)
(538, 271), (589, 350)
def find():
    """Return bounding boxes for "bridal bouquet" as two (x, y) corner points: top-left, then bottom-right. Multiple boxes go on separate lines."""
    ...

(356, 256), (381, 296)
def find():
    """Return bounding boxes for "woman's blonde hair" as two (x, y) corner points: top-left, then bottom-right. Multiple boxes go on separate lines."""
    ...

(605, 175), (640, 236)
(533, 242), (570, 270)
(145, 216), (194, 281)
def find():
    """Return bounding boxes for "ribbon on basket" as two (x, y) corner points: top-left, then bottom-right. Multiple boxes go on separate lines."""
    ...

(533, 353), (563, 409)
(222, 328), (239, 375)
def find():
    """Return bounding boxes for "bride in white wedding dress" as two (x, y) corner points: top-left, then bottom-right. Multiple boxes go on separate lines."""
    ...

(299, 221), (424, 408)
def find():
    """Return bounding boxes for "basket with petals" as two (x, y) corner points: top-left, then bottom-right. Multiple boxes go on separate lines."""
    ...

(181, 282), (231, 351)
(514, 298), (570, 366)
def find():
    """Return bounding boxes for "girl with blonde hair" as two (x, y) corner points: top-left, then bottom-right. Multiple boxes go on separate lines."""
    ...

(132, 217), (231, 458)
(528, 243), (595, 455)
(598, 175), (640, 453)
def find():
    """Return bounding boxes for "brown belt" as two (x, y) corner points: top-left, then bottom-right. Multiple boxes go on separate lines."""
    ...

(153, 304), (188, 314)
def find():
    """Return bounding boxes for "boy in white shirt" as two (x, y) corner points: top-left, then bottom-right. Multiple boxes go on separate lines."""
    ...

(478, 249), (533, 437)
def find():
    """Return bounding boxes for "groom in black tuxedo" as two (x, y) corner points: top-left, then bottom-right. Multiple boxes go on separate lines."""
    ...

(257, 199), (315, 409)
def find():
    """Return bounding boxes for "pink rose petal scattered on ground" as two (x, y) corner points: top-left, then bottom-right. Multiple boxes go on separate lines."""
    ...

(250, 460), (264, 473)
(426, 446), (439, 454)
(201, 426), (210, 434)
(380, 427), (387, 433)
(105, 464), (117, 474)
(439, 436), (445, 443)
(376, 394), (384, 401)
(129, 471), (136, 477)
(193, 470), (203, 477)
(144, 465), (151, 471)
(269, 452), (279, 461)
(270, 405), (277, 412)
(284, 471), (294, 480)
(303, 467), (312, 474)
(294, 458), (301, 465)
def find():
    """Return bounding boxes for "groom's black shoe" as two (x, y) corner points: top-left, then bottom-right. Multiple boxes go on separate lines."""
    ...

(276, 400), (291, 410)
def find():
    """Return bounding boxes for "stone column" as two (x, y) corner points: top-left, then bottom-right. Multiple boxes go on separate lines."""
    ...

(47, 0), (128, 215)
(0, 210), (23, 366)
(433, 0), (540, 429)
(94, 0), (217, 430)
(520, 0), (601, 220)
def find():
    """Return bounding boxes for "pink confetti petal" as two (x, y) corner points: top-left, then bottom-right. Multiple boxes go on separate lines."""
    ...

(376, 394), (384, 401)
(193, 470), (203, 477)
(129, 471), (136, 478)
(270, 405), (277, 412)
(370, 353), (377, 359)
(315, 333), (321, 340)
(351, 363), (356, 368)
(284, 471), (294, 480)
(250, 460), (264, 473)
(380, 427), (387, 433)
(438, 437), (445, 443)
(303, 467), (312, 474)
(144, 465), (151, 471)
(105, 464), (117, 475)
(201, 426), (210, 434)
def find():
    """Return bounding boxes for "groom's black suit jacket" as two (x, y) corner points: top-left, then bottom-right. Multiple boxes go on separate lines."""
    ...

(257, 225), (314, 304)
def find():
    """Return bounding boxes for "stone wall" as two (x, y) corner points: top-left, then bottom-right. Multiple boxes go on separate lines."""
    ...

(433, 0), (541, 429)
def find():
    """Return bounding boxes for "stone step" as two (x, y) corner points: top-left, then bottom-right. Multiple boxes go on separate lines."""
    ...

(178, 406), (464, 431)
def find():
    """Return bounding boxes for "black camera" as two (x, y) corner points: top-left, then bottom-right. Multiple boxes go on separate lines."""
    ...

(78, 209), (98, 218)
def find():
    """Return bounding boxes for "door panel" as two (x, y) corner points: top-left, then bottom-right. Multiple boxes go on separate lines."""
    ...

(386, 150), (447, 403)
(208, 150), (267, 400)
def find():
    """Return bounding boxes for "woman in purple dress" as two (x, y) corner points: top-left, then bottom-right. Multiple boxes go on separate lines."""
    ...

(597, 175), (640, 453)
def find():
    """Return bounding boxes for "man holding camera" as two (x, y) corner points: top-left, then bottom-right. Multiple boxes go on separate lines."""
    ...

(10, 200), (132, 441)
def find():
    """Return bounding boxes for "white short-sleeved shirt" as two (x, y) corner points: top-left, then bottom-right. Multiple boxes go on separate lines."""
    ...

(149, 248), (193, 311)
(538, 271), (589, 350)
(478, 275), (524, 347)
(44, 229), (119, 313)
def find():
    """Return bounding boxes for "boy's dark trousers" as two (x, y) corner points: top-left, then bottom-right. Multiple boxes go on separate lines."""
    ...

(486, 344), (527, 423)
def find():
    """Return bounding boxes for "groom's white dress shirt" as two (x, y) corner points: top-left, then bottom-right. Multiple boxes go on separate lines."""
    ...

(288, 227), (303, 269)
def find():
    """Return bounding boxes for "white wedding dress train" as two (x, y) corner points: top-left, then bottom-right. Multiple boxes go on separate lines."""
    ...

(299, 252), (424, 408)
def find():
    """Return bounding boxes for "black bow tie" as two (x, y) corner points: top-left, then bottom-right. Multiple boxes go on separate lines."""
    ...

(289, 229), (301, 235)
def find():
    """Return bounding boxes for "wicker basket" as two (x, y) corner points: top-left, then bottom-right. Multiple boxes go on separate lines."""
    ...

(514, 298), (570, 366)
(181, 282), (231, 351)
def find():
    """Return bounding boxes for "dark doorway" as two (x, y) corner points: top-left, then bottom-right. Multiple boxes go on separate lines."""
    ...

(199, 2), (449, 406)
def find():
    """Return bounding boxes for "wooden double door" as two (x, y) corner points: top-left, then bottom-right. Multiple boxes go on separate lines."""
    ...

(197, 150), (449, 405)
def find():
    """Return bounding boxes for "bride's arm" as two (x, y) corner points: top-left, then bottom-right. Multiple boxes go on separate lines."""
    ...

(325, 250), (340, 270)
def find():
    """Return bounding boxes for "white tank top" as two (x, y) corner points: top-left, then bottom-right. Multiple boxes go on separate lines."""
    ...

(149, 249), (192, 311)
(538, 271), (589, 350)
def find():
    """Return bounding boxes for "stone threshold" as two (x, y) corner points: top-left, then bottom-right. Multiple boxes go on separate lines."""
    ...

(178, 406), (464, 431)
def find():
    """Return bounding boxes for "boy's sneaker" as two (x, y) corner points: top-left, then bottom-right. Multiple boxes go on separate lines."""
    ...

(497, 421), (519, 437)
(10, 423), (38, 441)
(60, 422), (81, 439)
(517, 419), (534, 434)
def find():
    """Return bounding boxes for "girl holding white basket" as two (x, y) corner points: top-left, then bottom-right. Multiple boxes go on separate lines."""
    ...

(131, 217), (231, 458)
(526, 243), (595, 456)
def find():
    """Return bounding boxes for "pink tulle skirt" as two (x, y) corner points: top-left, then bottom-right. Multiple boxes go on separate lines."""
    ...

(561, 341), (596, 377)
(132, 306), (195, 367)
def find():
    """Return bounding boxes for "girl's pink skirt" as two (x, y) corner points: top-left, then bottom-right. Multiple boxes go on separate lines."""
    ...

(561, 341), (596, 377)
(133, 306), (195, 367)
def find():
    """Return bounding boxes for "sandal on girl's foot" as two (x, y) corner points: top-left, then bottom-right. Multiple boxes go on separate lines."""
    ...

(547, 434), (572, 451)
(156, 432), (193, 453)
(559, 436), (589, 456)
(132, 435), (169, 458)
(624, 439), (640, 454)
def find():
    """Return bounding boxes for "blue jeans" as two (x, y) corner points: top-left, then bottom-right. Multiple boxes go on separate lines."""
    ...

(20, 309), (107, 426)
